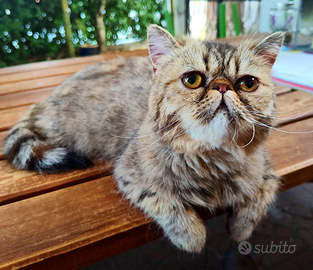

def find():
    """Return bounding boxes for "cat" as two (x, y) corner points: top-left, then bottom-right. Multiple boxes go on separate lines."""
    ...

(4, 25), (284, 252)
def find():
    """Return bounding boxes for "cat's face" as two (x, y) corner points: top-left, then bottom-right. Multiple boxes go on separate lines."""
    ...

(148, 25), (284, 153)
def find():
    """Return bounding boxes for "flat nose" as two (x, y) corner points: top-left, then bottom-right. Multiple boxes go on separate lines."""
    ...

(214, 83), (229, 94)
(210, 78), (234, 93)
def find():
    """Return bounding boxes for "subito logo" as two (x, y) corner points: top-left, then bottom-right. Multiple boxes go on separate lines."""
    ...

(238, 241), (252, 255)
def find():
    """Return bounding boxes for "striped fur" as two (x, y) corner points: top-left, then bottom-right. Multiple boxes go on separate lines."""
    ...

(4, 25), (284, 252)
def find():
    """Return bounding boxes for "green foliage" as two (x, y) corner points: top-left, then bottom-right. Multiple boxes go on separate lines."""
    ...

(0, 0), (67, 67)
(0, 0), (164, 67)
(104, 0), (164, 45)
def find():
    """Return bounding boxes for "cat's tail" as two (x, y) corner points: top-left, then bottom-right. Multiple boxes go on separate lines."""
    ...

(3, 117), (93, 174)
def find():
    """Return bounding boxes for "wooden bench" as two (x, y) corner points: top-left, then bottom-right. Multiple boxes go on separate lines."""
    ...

(1, 39), (313, 269)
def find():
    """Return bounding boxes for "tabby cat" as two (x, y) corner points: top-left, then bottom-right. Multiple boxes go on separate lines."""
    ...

(4, 25), (284, 252)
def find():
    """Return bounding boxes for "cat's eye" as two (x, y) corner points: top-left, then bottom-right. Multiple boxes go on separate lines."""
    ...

(237, 76), (259, 92)
(181, 72), (203, 89)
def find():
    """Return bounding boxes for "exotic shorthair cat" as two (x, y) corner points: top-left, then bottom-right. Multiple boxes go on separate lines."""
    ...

(4, 25), (284, 252)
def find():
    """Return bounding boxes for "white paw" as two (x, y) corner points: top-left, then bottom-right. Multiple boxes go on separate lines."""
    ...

(168, 221), (206, 252)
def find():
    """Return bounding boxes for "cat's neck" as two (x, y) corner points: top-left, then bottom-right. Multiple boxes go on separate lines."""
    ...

(137, 116), (247, 167)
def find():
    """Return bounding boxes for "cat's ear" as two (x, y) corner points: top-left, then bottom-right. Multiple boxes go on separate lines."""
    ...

(254, 32), (285, 66)
(147, 24), (180, 72)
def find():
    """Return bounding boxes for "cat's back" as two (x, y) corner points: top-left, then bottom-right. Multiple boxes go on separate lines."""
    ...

(45, 56), (154, 160)
(51, 56), (153, 102)
(48, 55), (153, 126)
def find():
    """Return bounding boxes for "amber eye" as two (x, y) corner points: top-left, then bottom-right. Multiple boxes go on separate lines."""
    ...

(237, 76), (259, 92)
(181, 72), (203, 89)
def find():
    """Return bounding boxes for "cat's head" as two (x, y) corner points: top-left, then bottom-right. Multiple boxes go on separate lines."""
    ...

(147, 25), (284, 154)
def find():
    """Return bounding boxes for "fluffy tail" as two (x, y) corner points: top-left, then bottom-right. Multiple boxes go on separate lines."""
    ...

(4, 120), (93, 174)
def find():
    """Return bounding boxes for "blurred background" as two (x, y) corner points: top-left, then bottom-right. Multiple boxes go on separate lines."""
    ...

(0, 0), (165, 67)
(1, 0), (312, 67)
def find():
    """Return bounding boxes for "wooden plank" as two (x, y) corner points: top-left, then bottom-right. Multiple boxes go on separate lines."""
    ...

(0, 159), (113, 206)
(0, 74), (70, 96)
(0, 105), (30, 132)
(0, 88), (53, 110)
(0, 176), (152, 270)
(276, 90), (313, 126)
(275, 84), (292, 95)
(19, 223), (159, 270)
(277, 159), (313, 191)
(0, 55), (106, 76)
(267, 117), (313, 190)
(0, 50), (149, 76)
(0, 64), (89, 85)
(0, 131), (8, 160)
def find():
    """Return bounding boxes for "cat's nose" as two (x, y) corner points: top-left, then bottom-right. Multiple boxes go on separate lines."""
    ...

(214, 84), (229, 94)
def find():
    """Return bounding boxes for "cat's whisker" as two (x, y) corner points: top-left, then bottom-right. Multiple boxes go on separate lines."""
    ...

(238, 30), (250, 48)
(239, 123), (255, 148)
(239, 27), (263, 56)
(249, 117), (313, 134)
(127, 135), (164, 155)
(240, 25), (262, 46)
(241, 91), (269, 110)
(231, 126), (242, 148)
(239, 88), (310, 117)
(111, 111), (191, 139)
(173, 118), (199, 139)
(251, 107), (313, 121)
(240, 30), (267, 67)
(123, 114), (195, 155)
(125, 124), (185, 154)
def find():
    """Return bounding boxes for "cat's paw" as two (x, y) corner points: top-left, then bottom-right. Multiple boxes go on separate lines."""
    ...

(226, 213), (254, 242)
(167, 220), (206, 252)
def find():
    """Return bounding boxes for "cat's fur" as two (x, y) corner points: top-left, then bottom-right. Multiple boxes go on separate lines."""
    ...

(4, 25), (284, 252)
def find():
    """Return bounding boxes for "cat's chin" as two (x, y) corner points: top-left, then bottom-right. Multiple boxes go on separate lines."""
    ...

(184, 111), (229, 150)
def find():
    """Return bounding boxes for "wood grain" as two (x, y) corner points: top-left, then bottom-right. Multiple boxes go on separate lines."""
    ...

(277, 159), (313, 191)
(268, 117), (313, 191)
(275, 85), (292, 95)
(0, 74), (71, 96)
(0, 131), (8, 160)
(268, 117), (313, 174)
(0, 55), (107, 76)
(0, 64), (89, 85)
(0, 50), (149, 76)
(0, 105), (30, 131)
(0, 160), (113, 206)
(0, 87), (53, 110)
(0, 176), (151, 270)
(276, 90), (313, 126)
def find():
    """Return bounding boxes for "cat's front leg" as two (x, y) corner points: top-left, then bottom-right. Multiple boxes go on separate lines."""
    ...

(226, 174), (280, 242)
(153, 202), (207, 252)
(117, 179), (206, 252)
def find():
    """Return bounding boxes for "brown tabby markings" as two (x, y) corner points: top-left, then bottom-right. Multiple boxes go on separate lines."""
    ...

(3, 25), (284, 252)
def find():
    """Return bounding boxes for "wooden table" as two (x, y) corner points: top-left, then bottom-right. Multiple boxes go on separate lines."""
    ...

(1, 43), (313, 269)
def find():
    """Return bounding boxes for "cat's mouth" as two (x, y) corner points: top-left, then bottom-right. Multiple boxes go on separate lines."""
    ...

(217, 100), (228, 111)
(212, 98), (234, 119)
(215, 97), (231, 114)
